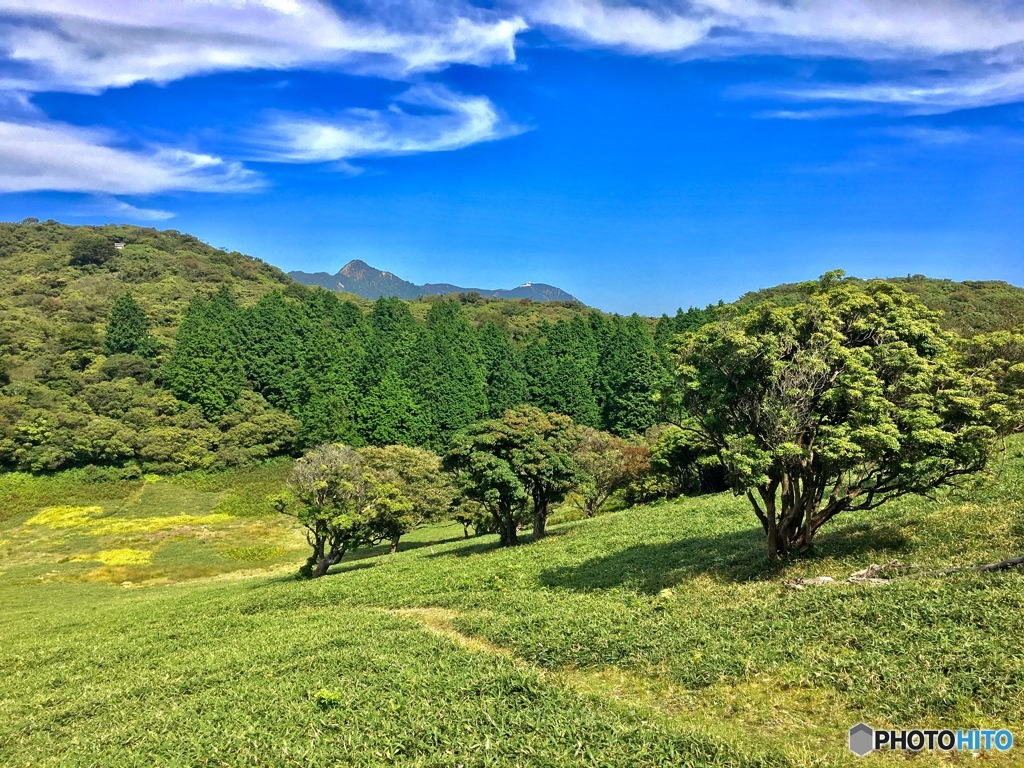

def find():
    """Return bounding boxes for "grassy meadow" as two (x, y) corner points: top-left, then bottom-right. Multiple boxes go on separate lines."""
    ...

(1, 439), (1023, 766)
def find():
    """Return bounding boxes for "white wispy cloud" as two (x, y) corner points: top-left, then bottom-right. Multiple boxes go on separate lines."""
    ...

(528, 0), (710, 52)
(0, 120), (261, 194)
(69, 196), (177, 221)
(695, 0), (1024, 56)
(779, 60), (1024, 113)
(524, 0), (1024, 57)
(104, 199), (177, 221)
(260, 85), (523, 166)
(0, 0), (526, 92)
(2, 0), (1021, 203)
(0, 1), (529, 196)
(521, 0), (1024, 112)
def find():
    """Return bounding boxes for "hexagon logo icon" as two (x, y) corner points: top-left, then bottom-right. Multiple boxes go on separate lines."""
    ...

(849, 723), (874, 756)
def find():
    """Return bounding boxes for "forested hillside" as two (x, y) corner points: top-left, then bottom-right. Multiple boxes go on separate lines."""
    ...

(2, 221), (1021, 478)
(738, 273), (1024, 336)
(0, 221), (667, 474)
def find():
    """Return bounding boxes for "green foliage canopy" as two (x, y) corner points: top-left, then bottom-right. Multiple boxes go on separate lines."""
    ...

(276, 444), (377, 578)
(445, 406), (580, 544)
(360, 444), (455, 552)
(571, 427), (647, 517)
(163, 288), (246, 419)
(675, 276), (997, 559)
(68, 232), (115, 266)
(103, 293), (157, 357)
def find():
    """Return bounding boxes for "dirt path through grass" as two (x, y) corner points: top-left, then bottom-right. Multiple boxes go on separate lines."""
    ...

(391, 604), (1022, 768)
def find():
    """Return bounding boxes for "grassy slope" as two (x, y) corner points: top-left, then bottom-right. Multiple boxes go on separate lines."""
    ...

(2, 438), (1023, 766)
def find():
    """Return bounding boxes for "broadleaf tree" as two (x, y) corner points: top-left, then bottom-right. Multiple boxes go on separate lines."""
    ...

(674, 273), (998, 560)
(445, 405), (580, 544)
(360, 444), (455, 553)
(572, 427), (647, 517)
(275, 444), (375, 578)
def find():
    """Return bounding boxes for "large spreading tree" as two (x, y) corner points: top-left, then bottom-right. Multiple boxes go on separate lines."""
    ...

(276, 444), (376, 578)
(360, 444), (455, 553)
(279, 443), (456, 576)
(674, 273), (997, 560)
(445, 405), (581, 544)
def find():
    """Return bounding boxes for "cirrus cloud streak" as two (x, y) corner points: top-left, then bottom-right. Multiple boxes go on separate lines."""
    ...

(0, 0), (525, 93)
(260, 85), (524, 167)
(522, 0), (1024, 112)
(0, 120), (261, 194)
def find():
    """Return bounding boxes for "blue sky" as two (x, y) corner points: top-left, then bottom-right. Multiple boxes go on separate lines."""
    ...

(1, 1), (1023, 315)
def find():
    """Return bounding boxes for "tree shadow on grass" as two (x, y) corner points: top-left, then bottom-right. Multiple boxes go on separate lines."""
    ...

(424, 528), (573, 560)
(261, 534), (471, 583)
(425, 538), (504, 559)
(540, 521), (912, 594)
(330, 560), (379, 576)
(346, 535), (467, 562)
(256, 558), (380, 586)
(813, 520), (912, 561)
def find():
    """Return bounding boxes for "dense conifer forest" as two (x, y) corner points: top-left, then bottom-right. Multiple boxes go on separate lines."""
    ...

(0, 221), (675, 473)
(2, 219), (1022, 479)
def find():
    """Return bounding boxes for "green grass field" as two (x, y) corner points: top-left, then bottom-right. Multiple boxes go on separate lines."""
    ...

(1, 440), (1022, 766)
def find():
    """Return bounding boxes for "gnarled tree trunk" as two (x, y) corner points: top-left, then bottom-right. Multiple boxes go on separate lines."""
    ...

(533, 507), (547, 539)
(491, 503), (520, 546)
(532, 487), (549, 539)
(312, 544), (347, 578)
(748, 464), (873, 559)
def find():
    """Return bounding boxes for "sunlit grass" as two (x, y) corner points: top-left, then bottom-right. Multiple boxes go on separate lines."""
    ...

(1, 439), (1022, 765)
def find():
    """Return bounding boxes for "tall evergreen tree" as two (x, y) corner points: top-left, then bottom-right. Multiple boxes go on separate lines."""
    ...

(301, 288), (363, 332)
(654, 303), (721, 354)
(357, 366), (425, 446)
(569, 315), (600, 389)
(409, 301), (488, 448)
(596, 315), (667, 435)
(103, 293), (156, 357)
(298, 311), (365, 447)
(163, 291), (245, 419)
(243, 291), (308, 414)
(524, 324), (554, 408)
(526, 321), (600, 426)
(479, 322), (528, 417)
(366, 297), (419, 359)
(355, 298), (425, 445)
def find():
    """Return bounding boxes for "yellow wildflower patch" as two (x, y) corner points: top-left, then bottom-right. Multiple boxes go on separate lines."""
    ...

(72, 549), (154, 566)
(24, 505), (231, 535)
(25, 505), (104, 529)
(95, 549), (152, 566)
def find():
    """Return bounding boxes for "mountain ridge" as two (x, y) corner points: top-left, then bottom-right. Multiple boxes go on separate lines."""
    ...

(289, 259), (579, 303)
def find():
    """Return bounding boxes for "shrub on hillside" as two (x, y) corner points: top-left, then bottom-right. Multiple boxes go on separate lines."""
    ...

(69, 232), (115, 267)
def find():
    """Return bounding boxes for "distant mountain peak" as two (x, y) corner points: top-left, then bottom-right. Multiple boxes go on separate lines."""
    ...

(290, 260), (579, 303)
